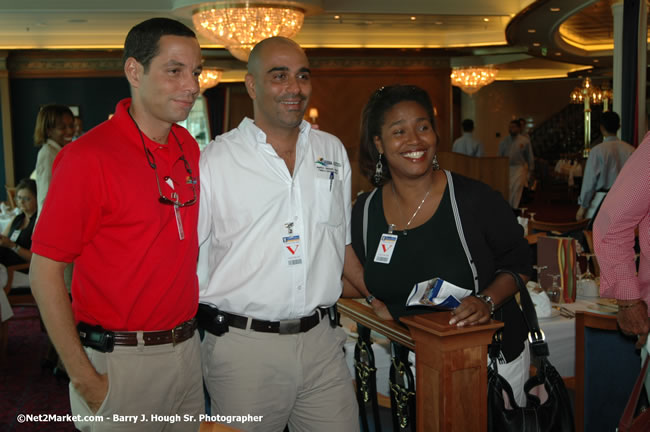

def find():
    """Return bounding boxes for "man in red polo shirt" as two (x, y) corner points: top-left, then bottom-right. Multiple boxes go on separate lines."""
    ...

(30, 18), (203, 431)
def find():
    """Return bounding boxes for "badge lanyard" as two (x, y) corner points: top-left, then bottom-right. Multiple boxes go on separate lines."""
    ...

(374, 224), (398, 264)
(283, 222), (303, 266)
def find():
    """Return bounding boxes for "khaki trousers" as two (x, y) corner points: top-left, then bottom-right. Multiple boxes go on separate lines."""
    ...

(70, 333), (203, 432)
(201, 317), (358, 432)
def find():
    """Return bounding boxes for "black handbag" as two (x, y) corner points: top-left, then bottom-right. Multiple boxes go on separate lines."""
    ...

(487, 270), (574, 432)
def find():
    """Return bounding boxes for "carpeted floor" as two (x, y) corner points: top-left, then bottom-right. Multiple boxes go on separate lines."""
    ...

(1, 307), (76, 432)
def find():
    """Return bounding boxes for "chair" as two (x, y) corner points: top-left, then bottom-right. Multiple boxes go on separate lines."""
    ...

(2, 263), (38, 318)
(575, 311), (641, 432)
(4, 185), (16, 209)
(528, 218), (589, 235)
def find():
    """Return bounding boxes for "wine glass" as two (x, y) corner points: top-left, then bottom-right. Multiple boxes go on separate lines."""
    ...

(532, 265), (548, 293)
(546, 274), (562, 303)
(580, 253), (595, 281)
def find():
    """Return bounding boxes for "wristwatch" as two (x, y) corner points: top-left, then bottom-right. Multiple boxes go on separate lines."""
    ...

(476, 294), (495, 316)
(365, 295), (376, 305)
(12, 244), (20, 253)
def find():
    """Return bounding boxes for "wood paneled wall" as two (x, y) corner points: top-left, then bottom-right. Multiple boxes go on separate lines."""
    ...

(309, 68), (452, 196)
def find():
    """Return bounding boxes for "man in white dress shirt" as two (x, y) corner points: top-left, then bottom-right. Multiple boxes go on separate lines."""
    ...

(197, 37), (358, 432)
(452, 118), (484, 157)
(498, 119), (535, 209)
(576, 111), (634, 221)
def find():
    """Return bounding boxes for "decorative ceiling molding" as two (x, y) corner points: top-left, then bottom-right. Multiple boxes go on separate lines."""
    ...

(8, 51), (124, 78)
(308, 55), (449, 69)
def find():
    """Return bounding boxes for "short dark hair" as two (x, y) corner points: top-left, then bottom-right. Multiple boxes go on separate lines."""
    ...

(462, 119), (474, 132)
(16, 178), (36, 198)
(359, 85), (437, 186)
(600, 111), (620, 134)
(123, 17), (196, 72)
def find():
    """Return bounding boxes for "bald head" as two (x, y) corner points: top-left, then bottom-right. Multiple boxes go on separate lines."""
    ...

(244, 36), (311, 133)
(247, 37), (305, 76)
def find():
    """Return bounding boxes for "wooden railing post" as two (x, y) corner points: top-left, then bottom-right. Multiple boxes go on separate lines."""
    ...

(400, 312), (502, 432)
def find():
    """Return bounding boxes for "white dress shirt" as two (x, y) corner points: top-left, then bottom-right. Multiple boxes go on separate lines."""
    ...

(197, 118), (351, 321)
(452, 132), (484, 157)
(34, 139), (63, 221)
(578, 136), (635, 208)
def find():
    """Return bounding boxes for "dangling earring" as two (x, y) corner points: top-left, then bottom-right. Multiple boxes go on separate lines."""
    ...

(374, 154), (384, 185)
(432, 154), (440, 171)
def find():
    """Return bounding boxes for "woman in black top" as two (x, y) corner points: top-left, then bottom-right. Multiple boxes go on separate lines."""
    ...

(346, 85), (532, 406)
(0, 178), (37, 269)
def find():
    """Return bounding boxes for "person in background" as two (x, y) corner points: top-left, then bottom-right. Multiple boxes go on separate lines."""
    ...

(594, 134), (649, 351)
(198, 36), (358, 431)
(576, 111), (634, 221)
(498, 119), (534, 209)
(452, 118), (484, 157)
(519, 117), (530, 139)
(33, 105), (74, 218)
(0, 178), (37, 269)
(29, 17), (204, 431)
(346, 84), (532, 406)
(73, 116), (84, 140)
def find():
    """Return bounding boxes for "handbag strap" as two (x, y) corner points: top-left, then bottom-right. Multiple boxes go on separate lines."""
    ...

(493, 269), (550, 359)
(362, 188), (378, 259)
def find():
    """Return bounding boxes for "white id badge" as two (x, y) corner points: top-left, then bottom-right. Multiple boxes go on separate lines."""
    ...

(9, 230), (20, 242)
(283, 235), (303, 266)
(374, 233), (398, 264)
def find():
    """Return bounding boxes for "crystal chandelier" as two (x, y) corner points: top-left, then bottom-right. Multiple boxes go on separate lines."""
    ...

(198, 67), (223, 93)
(192, 3), (305, 62)
(450, 66), (498, 95)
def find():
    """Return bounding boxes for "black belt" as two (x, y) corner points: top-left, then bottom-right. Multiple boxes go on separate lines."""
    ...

(221, 309), (327, 335)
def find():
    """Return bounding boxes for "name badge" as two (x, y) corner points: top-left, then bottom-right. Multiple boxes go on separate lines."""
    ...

(283, 235), (303, 266)
(374, 233), (398, 264)
(10, 230), (20, 242)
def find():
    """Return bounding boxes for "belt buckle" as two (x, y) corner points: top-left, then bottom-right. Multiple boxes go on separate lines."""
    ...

(171, 327), (178, 346)
(278, 319), (301, 335)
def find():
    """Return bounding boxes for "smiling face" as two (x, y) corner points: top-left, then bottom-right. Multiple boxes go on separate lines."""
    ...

(126, 35), (202, 136)
(374, 100), (437, 181)
(245, 38), (311, 133)
(47, 113), (75, 147)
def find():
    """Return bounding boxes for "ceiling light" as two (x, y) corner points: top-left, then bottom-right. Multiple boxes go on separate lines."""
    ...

(435, 21), (443, 25)
(483, 18), (490, 22)
(334, 15), (340, 19)
(192, 3), (305, 62)
(450, 66), (498, 95)
(198, 67), (223, 92)
(410, 16), (416, 21)
(550, 8), (560, 12)
(533, 42), (541, 47)
(528, 29), (536, 33)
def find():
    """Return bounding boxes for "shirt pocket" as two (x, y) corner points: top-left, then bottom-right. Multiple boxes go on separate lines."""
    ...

(315, 177), (344, 227)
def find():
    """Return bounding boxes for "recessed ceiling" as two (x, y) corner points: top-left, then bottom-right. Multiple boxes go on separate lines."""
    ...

(0, 0), (624, 81)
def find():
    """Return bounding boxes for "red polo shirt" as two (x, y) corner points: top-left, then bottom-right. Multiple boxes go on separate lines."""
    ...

(32, 99), (200, 331)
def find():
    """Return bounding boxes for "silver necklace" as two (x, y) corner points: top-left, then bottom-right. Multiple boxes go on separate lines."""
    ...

(391, 182), (431, 236)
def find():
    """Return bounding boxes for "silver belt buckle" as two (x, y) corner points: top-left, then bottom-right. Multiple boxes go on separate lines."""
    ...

(278, 319), (301, 334)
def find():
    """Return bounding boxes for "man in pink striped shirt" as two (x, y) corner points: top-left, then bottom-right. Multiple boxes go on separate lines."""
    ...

(594, 133), (648, 348)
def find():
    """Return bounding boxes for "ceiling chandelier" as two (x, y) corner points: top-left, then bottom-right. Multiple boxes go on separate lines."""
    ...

(198, 67), (223, 92)
(569, 77), (614, 157)
(192, 3), (305, 62)
(450, 66), (498, 95)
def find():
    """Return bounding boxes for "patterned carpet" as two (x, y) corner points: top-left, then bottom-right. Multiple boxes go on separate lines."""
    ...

(0, 308), (76, 432)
